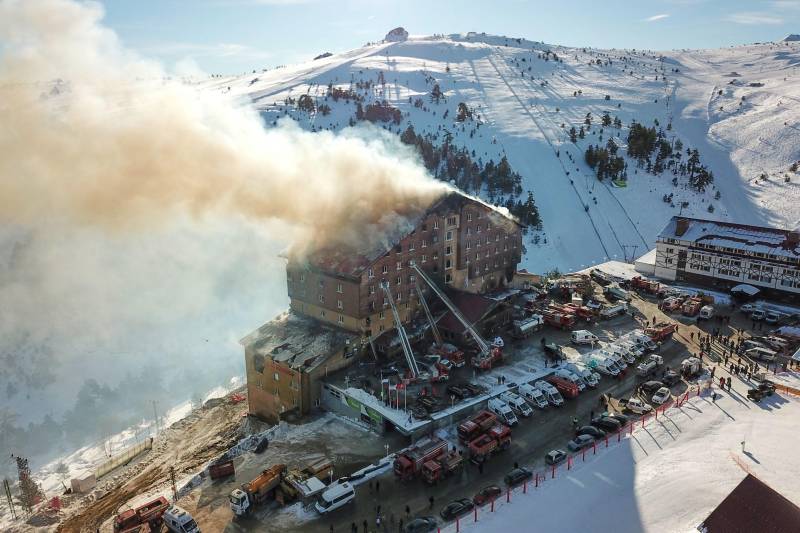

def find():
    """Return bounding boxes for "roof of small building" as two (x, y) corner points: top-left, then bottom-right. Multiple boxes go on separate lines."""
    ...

(658, 216), (799, 259)
(437, 290), (500, 334)
(700, 474), (800, 533)
(240, 312), (357, 372)
(301, 190), (521, 278)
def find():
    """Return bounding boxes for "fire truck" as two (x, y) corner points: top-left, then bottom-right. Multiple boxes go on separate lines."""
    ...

(545, 376), (580, 399)
(393, 438), (449, 481)
(644, 322), (677, 342)
(421, 450), (464, 485)
(457, 410), (498, 444)
(630, 276), (661, 295)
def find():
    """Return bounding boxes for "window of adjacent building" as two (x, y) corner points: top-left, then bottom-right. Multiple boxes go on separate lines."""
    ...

(445, 245), (452, 256)
(396, 276), (402, 285)
(379, 310), (385, 319)
(396, 292), (402, 301)
(318, 294), (325, 303)
(446, 230), (453, 241)
(338, 315), (344, 324)
(382, 264), (388, 274)
(467, 213), (472, 222)
(445, 273), (453, 284)
(368, 268), (374, 279)
(476, 225), (482, 233)
(336, 283), (343, 293)
(433, 220), (439, 229)
(475, 252), (479, 261)
(421, 239), (427, 248)
(421, 254), (427, 263)
(337, 299), (343, 309)
(447, 216), (456, 226)
(379, 324), (385, 332)
(445, 259), (452, 270)
(466, 240), (471, 250)
(466, 227), (471, 235)
(409, 241), (415, 251)
(396, 261), (402, 271)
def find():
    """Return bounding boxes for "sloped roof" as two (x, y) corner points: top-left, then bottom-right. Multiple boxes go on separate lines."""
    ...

(700, 474), (800, 533)
(658, 216), (799, 260)
(437, 290), (500, 334)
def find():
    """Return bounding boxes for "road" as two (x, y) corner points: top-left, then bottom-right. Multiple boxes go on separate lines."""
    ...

(225, 296), (702, 533)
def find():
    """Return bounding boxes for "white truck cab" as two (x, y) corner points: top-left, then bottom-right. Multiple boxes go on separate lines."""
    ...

(518, 383), (549, 409)
(488, 398), (519, 426)
(163, 506), (200, 533)
(500, 391), (533, 417)
(534, 380), (564, 407)
(571, 330), (599, 345)
(698, 305), (714, 320)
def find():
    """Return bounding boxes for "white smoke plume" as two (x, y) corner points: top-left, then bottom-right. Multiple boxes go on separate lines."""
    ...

(0, 0), (447, 455)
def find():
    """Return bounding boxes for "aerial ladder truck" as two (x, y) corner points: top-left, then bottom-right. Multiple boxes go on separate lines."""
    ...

(411, 264), (503, 370)
(381, 282), (421, 379)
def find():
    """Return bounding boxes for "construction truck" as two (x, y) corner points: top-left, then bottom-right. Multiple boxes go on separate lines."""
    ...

(421, 450), (464, 485)
(681, 297), (703, 317)
(644, 323), (677, 342)
(630, 276), (661, 295)
(393, 437), (449, 481)
(542, 310), (576, 330)
(114, 496), (170, 533)
(229, 464), (286, 517)
(545, 376), (580, 399)
(457, 410), (498, 444)
(277, 459), (333, 504)
(468, 424), (512, 464)
(209, 458), (235, 480)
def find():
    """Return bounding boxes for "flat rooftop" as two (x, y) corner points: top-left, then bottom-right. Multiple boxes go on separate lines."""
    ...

(658, 216), (800, 260)
(240, 312), (357, 372)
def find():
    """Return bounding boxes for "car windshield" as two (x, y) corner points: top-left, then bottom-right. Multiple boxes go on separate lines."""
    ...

(183, 520), (198, 532)
(318, 496), (333, 509)
(229, 495), (242, 505)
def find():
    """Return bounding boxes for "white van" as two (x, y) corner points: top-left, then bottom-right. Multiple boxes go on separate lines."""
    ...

(518, 383), (548, 409)
(488, 398), (519, 426)
(500, 391), (533, 417)
(315, 482), (355, 514)
(746, 347), (777, 362)
(163, 506), (200, 533)
(586, 355), (620, 376)
(554, 369), (586, 391)
(534, 381), (564, 407)
(600, 348), (627, 369)
(698, 305), (714, 320)
(560, 362), (598, 388)
(571, 330), (599, 345)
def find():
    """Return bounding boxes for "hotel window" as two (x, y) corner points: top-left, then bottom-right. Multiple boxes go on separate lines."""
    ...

(320, 309), (326, 318)
(368, 268), (374, 279)
(446, 230), (453, 241)
(445, 245), (453, 256)
(466, 240), (471, 250)
(445, 273), (453, 284)
(433, 252), (439, 260)
(467, 213), (472, 222)
(337, 299), (343, 309)
(433, 220), (439, 229)
(421, 254), (427, 263)
(396, 276), (402, 285)
(445, 259), (452, 270)
(318, 294), (325, 303)
(379, 311), (385, 319)
(336, 283), (343, 293)
(421, 239), (427, 248)
(476, 225), (482, 233)
(409, 241), (415, 251)
(369, 285), (375, 294)
(396, 261), (402, 271)
(337, 315), (344, 324)
(447, 216), (457, 226)
(382, 264), (388, 274)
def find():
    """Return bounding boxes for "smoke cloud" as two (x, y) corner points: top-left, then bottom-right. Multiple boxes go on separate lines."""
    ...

(0, 0), (449, 251)
(0, 0), (447, 464)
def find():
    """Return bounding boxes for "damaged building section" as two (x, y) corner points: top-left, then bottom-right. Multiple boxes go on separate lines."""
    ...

(241, 313), (360, 423)
(243, 191), (525, 425)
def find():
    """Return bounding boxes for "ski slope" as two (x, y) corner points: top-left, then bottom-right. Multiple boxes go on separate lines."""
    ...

(198, 33), (800, 273)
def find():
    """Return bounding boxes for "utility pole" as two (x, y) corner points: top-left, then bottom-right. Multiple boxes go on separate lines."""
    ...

(152, 400), (160, 437)
(169, 467), (177, 502)
(3, 478), (17, 519)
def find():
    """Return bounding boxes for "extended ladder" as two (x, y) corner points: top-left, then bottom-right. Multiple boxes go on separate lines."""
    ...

(381, 282), (420, 378)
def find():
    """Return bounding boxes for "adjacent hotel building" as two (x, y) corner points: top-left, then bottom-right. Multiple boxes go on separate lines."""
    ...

(654, 216), (800, 299)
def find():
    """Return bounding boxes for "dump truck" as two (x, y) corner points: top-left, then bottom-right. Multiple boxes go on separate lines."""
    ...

(630, 276), (661, 295)
(114, 496), (170, 532)
(468, 424), (512, 464)
(457, 410), (498, 444)
(542, 310), (576, 330)
(393, 437), (449, 481)
(229, 464), (286, 517)
(421, 450), (463, 485)
(546, 376), (580, 399)
(209, 458), (235, 480)
(644, 323), (677, 342)
(277, 458), (334, 504)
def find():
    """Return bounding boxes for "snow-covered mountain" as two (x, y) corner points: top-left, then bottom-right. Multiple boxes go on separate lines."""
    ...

(198, 32), (800, 273)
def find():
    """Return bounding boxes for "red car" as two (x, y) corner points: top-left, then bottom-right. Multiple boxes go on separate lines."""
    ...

(473, 484), (502, 505)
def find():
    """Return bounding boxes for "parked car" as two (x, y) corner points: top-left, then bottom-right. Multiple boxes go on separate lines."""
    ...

(591, 416), (622, 433)
(504, 467), (533, 487)
(567, 434), (595, 451)
(473, 485), (503, 506)
(651, 387), (671, 405)
(575, 425), (606, 439)
(662, 371), (681, 387)
(605, 413), (630, 426)
(405, 517), (437, 533)
(446, 385), (470, 400)
(545, 449), (567, 465)
(623, 398), (653, 414)
(751, 309), (766, 321)
(739, 303), (755, 313)
(765, 311), (781, 324)
(639, 380), (665, 396)
(440, 499), (475, 521)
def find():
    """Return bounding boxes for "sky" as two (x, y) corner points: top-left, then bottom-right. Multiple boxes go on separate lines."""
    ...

(98, 0), (800, 74)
